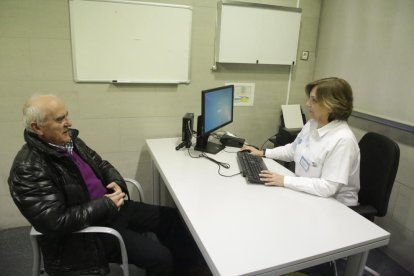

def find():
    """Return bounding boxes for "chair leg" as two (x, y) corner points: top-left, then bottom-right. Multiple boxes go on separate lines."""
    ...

(30, 235), (41, 276)
(332, 260), (338, 276)
(364, 265), (380, 276)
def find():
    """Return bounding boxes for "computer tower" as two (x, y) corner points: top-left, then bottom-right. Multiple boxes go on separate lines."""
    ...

(182, 113), (194, 148)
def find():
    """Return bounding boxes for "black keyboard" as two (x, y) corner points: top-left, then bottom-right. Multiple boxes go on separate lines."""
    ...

(237, 151), (268, 184)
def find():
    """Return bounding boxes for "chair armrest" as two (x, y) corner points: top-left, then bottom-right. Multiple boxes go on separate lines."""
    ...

(76, 227), (129, 276)
(30, 226), (122, 237)
(30, 227), (42, 236)
(30, 226), (130, 276)
(349, 204), (377, 221)
(124, 177), (145, 202)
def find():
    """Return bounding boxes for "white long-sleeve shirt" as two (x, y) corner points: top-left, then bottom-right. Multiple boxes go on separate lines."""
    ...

(265, 119), (360, 206)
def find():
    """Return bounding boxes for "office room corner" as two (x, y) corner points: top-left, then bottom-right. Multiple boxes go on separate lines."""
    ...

(0, 0), (413, 276)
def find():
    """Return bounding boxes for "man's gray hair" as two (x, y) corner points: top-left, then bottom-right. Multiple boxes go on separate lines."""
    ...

(23, 94), (56, 132)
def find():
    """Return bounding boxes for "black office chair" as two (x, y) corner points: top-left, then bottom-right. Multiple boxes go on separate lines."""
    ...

(349, 132), (400, 276)
(350, 132), (400, 221)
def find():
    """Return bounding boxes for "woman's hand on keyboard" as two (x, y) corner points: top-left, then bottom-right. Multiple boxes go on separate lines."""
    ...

(259, 170), (284, 187)
(240, 145), (263, 156)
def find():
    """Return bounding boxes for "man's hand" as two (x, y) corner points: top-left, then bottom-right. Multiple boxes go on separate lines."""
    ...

(105, 182), (125, 209)
(106, 182), (123, 193)
(259, 170), (285, 187)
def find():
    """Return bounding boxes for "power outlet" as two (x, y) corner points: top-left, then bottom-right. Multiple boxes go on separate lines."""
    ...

(301, 51), (309, 61)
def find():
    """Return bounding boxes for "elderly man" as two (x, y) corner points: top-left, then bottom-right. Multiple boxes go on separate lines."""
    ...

(9, 95), (208, 276)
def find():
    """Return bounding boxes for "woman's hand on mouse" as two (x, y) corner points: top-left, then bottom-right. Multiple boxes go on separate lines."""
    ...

(240, 145), (263, 156)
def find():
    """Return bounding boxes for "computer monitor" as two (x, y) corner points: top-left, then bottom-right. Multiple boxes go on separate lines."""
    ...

(194, 85), (234, 154)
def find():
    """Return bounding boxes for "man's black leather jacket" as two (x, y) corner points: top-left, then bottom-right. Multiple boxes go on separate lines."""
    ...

(8, 129), (129, 276)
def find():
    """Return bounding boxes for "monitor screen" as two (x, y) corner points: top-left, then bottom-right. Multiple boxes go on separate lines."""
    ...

(202, 85), (234, 135)
(194, 85), (234, 154)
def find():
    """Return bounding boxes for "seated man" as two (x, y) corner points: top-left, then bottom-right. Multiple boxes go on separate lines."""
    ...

(8, 94), (209, 276)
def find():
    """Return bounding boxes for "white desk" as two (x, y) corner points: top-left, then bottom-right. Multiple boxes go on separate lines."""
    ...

(146, 137), (390, 276)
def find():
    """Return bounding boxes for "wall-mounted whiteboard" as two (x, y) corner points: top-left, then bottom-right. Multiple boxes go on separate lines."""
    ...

(215, 1), (302, 65)
(69, 0), (192, 83)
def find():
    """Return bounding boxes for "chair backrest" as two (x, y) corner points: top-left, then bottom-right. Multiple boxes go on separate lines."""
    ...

(358, 132), (400, 217)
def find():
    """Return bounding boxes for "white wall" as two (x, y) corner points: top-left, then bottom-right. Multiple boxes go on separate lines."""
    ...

(314, 0), (414, 126)
(315, 0), (414, 273)
(0, 0), (321, 228)
(3, 0), (412, 272)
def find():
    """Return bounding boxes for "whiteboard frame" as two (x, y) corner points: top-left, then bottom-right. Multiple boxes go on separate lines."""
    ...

(214, 1), (302, 66)
(69, 0), (192, 84)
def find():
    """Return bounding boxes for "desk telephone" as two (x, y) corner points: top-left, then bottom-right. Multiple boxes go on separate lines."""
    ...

(219, 134), (245, 148)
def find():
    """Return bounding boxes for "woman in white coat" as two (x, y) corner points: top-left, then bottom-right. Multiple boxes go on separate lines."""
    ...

(242, 77), (360, 206)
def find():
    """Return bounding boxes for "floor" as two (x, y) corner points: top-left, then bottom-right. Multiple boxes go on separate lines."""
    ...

(0, 226), (412, 276)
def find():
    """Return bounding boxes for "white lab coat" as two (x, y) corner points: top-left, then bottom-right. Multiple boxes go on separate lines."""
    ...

(266, 119), (360, 206)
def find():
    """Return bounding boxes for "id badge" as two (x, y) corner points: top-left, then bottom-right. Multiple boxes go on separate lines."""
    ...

(299, 156), (310, 172)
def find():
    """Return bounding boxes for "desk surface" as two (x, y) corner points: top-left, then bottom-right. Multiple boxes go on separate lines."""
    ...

(146, 137), (390, 276)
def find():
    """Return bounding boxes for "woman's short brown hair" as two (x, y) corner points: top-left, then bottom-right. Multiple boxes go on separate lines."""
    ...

(305, 77), (353, 121)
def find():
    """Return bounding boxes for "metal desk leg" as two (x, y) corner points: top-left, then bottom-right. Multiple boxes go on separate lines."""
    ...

(152, 160), (161, 205)
(344, 251), (369, 276)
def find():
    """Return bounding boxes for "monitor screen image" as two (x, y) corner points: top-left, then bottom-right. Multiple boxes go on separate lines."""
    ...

(195, 85), (234, 154)
(203, 85), (234, 134)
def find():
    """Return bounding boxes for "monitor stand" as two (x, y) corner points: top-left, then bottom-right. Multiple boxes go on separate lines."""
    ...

(194, 135), (224, 154)
(195, 141), (225, 154)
